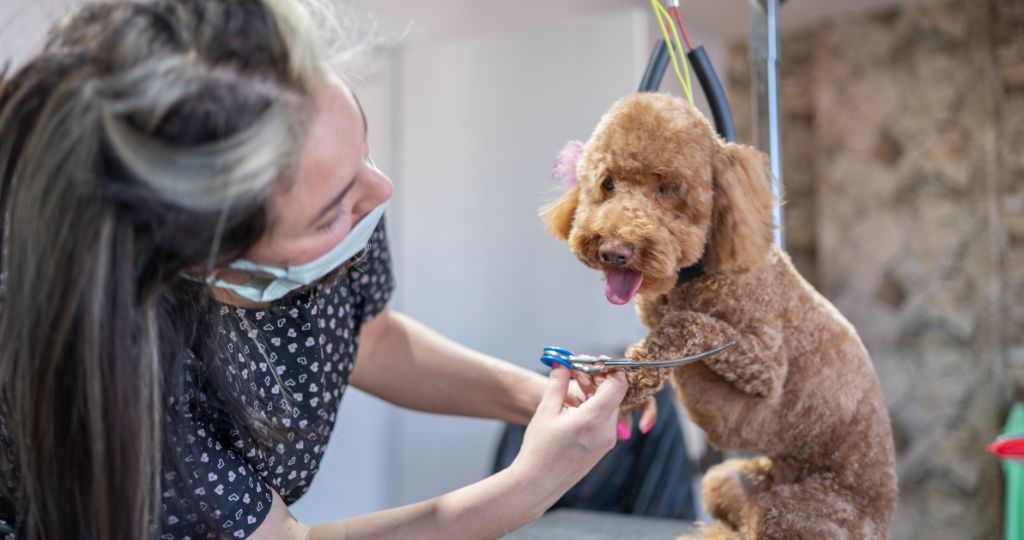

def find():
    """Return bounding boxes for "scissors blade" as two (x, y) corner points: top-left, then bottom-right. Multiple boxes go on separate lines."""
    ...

(561, 354), (608, 365)
(572, 341), (736, 372)
(636, 341), (736, 368)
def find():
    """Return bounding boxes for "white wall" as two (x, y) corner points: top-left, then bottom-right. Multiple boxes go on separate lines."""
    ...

(0, 0), (72, 70)
(387, 6), (655, 507)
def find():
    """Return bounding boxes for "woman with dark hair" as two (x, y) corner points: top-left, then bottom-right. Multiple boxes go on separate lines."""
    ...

(0, 0), (655, 538)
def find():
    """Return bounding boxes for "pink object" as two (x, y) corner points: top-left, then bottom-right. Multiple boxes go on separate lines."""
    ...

(640, 419), (654, 435)
(553, 140), (585, 187)
(617, 420), (632, 440)
(989, 435), (1024, 458)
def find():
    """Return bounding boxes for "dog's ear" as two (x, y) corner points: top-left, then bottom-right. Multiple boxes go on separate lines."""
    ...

(705, 142), (776, 273)
(540, 184), (580, 242)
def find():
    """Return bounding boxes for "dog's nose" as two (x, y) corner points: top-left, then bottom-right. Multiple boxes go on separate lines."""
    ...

(599, 241), (634, 266)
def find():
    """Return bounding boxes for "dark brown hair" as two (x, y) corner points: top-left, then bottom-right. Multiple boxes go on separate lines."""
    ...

(0, 0), (326, 537)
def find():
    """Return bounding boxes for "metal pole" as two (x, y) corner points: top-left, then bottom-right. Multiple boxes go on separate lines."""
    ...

(749, 0), (784, 248)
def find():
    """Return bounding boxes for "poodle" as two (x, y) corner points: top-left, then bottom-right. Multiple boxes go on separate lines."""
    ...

(541, 93), (896, 539)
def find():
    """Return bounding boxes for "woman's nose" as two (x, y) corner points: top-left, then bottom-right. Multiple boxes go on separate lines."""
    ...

(370, 171), (395, 208)
(353, 167), (394, 219)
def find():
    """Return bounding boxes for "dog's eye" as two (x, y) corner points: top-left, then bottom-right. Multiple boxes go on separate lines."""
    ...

(602, 177), (614, 191)
(657, 183), (677, 197)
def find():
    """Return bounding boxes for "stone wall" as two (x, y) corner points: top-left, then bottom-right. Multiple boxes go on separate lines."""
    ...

(727, 1), (1021, 538)
(727, 28), (820, 287)
(994, 0), (1024, 401)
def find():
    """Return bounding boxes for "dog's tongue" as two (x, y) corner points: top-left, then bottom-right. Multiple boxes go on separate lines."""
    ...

(604, 269), (644, 305)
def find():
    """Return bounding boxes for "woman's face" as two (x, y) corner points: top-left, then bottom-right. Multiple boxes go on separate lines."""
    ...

(211, 75), (394, 305)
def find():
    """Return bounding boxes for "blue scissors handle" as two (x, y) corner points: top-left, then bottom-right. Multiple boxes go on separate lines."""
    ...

(541, 347), (576, 370)
(540, 354), (574, 370)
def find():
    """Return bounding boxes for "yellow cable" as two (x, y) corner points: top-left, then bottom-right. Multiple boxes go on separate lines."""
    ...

(649, 0), (694, 105)
(654, 1), (693, 104)
(660, 3), (694, 104)
(649, 2), (680, 90)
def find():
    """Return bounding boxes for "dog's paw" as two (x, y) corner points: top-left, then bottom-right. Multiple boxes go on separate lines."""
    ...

(619, 342), (670, 408)
(621, 368), (667, 409)
(701, 457), (773, 530)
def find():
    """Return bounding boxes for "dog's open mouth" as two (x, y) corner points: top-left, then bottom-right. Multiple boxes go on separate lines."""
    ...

(603, 268), (644, 305)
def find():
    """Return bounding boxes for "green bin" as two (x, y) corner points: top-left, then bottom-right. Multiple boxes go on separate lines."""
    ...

(1002, 403), (1024, 540)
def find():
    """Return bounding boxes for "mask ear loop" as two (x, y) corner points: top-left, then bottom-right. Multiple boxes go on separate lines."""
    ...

(649, 0), (694, 106)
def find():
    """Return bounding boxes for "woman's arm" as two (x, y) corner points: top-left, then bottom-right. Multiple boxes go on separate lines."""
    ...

(252, 367), (628, 540)
(263, 461), (557, 540)
(350, 307), (546, 424)
(352, 307), (658, 434)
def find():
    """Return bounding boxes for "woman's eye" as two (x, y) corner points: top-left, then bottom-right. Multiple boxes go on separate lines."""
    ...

(602, 177), (614, 191)
(317, 212), (345, 234)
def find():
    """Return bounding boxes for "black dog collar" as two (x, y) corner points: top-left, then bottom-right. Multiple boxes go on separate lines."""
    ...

(676, 260), (705, 286)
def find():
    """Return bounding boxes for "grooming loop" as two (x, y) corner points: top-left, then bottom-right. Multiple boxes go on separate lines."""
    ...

(540, 341), (735, 374)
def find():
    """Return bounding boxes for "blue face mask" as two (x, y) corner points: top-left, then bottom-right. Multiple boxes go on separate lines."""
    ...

(211, 199), (389, 303)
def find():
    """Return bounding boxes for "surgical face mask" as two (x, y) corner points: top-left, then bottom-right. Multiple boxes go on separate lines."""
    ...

(210, 155), (390, 303)
(210, 199), (389, 303)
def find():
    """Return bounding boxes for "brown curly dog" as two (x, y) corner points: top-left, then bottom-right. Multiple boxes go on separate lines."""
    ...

(541, 93), (896, 539)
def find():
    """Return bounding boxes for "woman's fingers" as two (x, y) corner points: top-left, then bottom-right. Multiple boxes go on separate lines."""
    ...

(637, 397), (658, 434)
(536, 365), (571, 417)
(616, 408), (632, 440)
(564, 356), (611, 406)
(575, 372), (597, 400)
(565, 372), (594, 407)
(565, 379), (586, 407)
(581, 370), (627, 416)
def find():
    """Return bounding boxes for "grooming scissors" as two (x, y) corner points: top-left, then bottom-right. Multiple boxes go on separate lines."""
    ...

(540, 341), (736, 374)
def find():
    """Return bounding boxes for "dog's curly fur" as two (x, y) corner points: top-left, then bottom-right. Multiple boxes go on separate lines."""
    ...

(541, 93), (897, 539)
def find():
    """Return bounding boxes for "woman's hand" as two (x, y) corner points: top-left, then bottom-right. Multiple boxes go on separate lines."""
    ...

(255, 366), (630, 540)
(510, 366), (628, 494)
(572, 370), (658, 441)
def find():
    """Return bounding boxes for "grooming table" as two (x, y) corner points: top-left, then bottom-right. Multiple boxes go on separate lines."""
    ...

(506, 509), (695, 539)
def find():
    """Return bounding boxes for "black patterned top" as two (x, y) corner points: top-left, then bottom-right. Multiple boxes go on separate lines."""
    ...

(160, 222), (394, 539)
(0, 222), (394, 540)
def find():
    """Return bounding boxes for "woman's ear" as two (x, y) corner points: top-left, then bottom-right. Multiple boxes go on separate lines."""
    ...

(540, 184), (580, 242)
(704, 142), (776, 273)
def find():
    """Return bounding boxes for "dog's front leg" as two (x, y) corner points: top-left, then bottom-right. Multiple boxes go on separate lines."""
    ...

(646, 311), (785, 399)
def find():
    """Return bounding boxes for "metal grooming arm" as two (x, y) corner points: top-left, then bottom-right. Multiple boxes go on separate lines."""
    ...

(749, 0), (785, 248)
